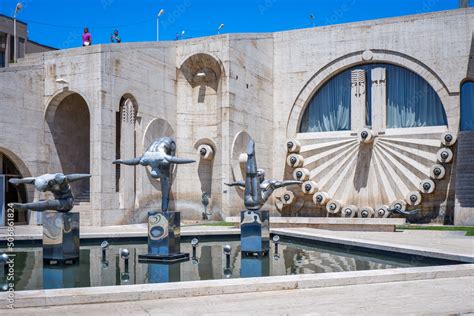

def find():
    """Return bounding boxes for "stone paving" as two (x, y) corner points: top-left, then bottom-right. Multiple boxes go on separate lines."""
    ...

(7, 276), (474, 315)
(1, 225), (473, 314)
(273, 227), (474, 263)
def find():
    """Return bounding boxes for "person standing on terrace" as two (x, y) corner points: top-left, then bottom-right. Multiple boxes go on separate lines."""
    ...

(82, 27), (92, 46)
(111, 30), (121, 43)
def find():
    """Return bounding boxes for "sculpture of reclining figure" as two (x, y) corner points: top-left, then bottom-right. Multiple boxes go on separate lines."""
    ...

(113, 137), (195, 213)
(225, 139), (301, 210)
(9, 173), (92, 212)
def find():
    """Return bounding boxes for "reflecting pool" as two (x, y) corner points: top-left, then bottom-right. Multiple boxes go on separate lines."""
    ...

(0, 238), (457, 291)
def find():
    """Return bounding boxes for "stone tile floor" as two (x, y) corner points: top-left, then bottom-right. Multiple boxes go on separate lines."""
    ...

(1, 225), (473, 314)
(7, 276), (474, 315)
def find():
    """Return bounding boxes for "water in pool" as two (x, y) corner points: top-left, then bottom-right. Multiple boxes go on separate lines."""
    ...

(0, 238), (451, 291)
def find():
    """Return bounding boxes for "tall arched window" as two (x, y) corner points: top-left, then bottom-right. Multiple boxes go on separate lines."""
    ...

(385, 64), (447, 128)
(461, 81), (474, 131)
(299, 69), (351, 133)
(299, 63), (447, 132)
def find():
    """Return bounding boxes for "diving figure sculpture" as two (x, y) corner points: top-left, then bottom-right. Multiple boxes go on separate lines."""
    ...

(225, 139), (301, 210)
(226, 139), (301, 256)
(114, 137), (195, 263)
(113, 137), (195, 212)
(9, 173), (91, 212)
(8, 173), (90, 265)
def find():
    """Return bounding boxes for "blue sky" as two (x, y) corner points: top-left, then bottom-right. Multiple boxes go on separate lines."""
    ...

(0, 0), (464, 49)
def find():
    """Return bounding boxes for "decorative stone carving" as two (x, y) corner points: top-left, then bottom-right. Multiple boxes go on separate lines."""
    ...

(121, 99), (136, 124)
(293, 168), (310, 181)
(389, 200), (407, 213)
(301, 180), (317, 195)
(198, 144), (214, 160)
(326, 199), (342, 214)
(358, 206), (374, 218)
(406, 191), (422, 206)
(286, 153), (304, 168)
(441, 131), (457, 146)
(119, 98), (136, 211)
(313, 191), (330, 206)
(351, 69), (366, 130)
(419, 179), (435, 194)
(342, 205), (358, 218)
(358, 127), (374, 143)
(430, 164), (446, 180)
(361, 49), (374, 61)
(375, 205), (390, 218)
(281, 190), (295, 205)
(437, 148), (453, 163)
(371, 67), (387, 133)
(286, 139), (301, 153)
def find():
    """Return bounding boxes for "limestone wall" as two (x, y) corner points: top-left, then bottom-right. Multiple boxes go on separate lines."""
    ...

(0, 8), (473, 225)
(272, 8), (474, 223)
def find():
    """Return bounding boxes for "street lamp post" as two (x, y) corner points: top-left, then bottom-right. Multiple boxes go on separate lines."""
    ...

(13, 2), (23, 64)
(156, 9), (165, 41)
(217, 23), (224, 35)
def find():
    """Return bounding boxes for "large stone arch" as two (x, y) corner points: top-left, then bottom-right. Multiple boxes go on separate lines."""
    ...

(287, 50), (455, 138)
(45, 90), (91, 197)
(0, 147), (32, 225)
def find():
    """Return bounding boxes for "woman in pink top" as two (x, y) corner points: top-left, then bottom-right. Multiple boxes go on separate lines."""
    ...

(82, 28), (92, 46)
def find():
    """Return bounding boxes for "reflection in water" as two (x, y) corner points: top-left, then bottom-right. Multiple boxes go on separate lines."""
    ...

(1, 240), (444, 291)
(148, 263), (180, 283)
(240, 256), (269, 278)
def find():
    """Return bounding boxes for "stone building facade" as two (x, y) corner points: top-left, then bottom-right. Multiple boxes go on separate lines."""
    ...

(0, 8), (473, 226)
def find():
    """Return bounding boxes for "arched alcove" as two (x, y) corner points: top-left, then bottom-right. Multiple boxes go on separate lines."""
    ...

(115, 94), (139, 211)
(175, 53), (224, 219)
(0, 148), (31, 224)
(45, 92), (90, 197)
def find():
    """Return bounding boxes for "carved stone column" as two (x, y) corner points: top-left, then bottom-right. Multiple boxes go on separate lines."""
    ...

(371, 67), (387, 134)
(119, 99), (136, 211)
(350, 69), (367, 130)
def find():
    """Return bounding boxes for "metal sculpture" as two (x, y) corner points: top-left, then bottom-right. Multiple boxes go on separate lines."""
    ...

(8, 173), (89, 265)
(116, 137), (194, 263)
(225, 139), (301, 210)
(8, 173), (91, 212)
(226, 139), (300, 256)
(113, 137), (195, 212)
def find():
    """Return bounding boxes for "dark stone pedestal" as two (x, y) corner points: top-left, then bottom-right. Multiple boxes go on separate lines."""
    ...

(138, 211), (189, 263)
(240, 210), (270, 256)
(42, 211), (80, 265)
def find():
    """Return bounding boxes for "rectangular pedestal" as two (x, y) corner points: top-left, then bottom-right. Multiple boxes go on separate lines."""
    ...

(139, 211), (188, 263)
(240, 210), (270, 256)
(42, 211), (80, 265)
